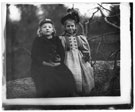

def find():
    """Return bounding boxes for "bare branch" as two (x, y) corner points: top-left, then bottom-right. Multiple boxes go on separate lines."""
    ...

(90, 8), (99, 20)
(104, 17), (120, 29)
(98, 3), (120, 19)
(84, 8), (99, 36)
(97, 3), (111, 12)
(85, 8), (99, 25)
(88, 31), (119, 40)
(98, 7), (120, 29)
(91, 35), (104, 66)
(113, 49), (120, 70)
(107, 14), (120, 18)
(98, 7), (105, 17)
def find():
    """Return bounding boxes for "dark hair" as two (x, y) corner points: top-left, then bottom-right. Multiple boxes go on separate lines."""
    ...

(61, 9), (80, 25)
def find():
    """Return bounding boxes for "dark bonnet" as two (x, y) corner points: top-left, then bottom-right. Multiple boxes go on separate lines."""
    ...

(61, 10), (80, 25)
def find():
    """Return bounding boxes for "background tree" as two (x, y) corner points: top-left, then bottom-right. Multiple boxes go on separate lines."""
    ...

(6, 3), (120, 80)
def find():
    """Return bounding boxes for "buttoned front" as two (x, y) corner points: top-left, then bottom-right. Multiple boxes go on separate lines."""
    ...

(60, 34), (94, 95)
(68, 36), (78, 50)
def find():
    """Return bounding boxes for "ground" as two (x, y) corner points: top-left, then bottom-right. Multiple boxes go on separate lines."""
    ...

(6, 61), (120, 98)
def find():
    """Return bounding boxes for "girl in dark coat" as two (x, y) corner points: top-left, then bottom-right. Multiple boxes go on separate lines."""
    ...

(31, 19), (76, 98)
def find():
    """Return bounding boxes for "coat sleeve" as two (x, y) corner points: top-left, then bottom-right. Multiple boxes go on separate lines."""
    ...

(78, 35), (92, 61)
(56, 37), (65, 63)
(31, 37), (44, 65)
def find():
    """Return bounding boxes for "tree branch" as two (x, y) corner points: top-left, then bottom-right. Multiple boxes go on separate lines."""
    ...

(84, 8), (99, 36)
(98, 6), (120, 29)
(104, 17), (120, 29)
(107, 14), (120, 18)
(88, 31), (119, 40)
(97, 3), (111, 12)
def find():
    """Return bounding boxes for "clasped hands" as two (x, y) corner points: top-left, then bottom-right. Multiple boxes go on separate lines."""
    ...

(42, 61), (60, 67)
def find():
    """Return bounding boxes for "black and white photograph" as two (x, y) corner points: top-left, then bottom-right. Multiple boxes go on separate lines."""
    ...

(1, 1), (133, 110)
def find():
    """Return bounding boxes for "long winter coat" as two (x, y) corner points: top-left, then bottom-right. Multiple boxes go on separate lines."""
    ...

(31, 36), (76, 98)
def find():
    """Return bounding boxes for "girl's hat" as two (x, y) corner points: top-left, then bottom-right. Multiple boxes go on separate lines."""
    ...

(61, 10), (80, 25)
(39, 18), (54, 27)
(37, 18), (56, 36)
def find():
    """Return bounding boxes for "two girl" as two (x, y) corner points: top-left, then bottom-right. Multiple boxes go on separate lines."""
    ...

(31, 12), (94, 97)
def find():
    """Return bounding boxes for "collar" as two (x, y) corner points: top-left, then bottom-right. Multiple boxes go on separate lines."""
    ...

(62, 32), (77, 37)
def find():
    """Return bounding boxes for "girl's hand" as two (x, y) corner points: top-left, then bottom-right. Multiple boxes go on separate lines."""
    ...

(52, 62), (61, 66)
(42, 61), (60, 67)
(82, 56), (89, 62)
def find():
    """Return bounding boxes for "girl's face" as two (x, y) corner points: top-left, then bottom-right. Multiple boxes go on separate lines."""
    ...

(40, 23), (54, 36)
(64, 20), (76, 35)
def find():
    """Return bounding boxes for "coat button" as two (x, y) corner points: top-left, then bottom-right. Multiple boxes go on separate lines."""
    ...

(74, 43), (77, 46)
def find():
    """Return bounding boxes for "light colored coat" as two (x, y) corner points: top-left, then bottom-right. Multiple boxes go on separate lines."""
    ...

(59, 35), (94, 95)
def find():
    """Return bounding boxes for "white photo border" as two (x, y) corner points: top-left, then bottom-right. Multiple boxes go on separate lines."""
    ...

(1, 1), (133, 110)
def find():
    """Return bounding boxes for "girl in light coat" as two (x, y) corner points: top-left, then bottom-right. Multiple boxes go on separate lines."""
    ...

(60, 12), (95, 96)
